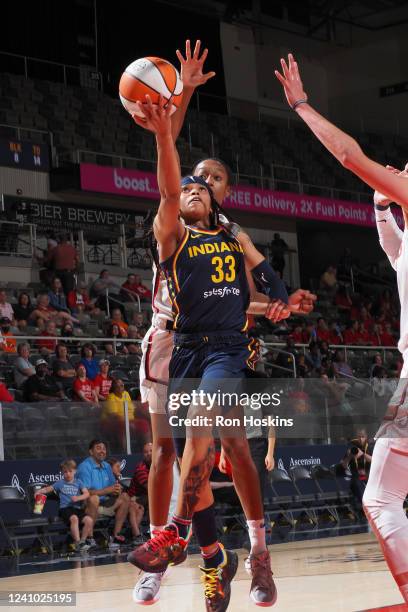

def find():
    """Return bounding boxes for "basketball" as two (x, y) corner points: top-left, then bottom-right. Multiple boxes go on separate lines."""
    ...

(119, 57), (183, 117)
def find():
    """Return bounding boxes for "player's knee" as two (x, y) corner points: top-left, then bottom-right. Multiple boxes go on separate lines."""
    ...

(83, 515), (93, 526)
(70, 515), (79, 524)
(222, 438), (250, 465)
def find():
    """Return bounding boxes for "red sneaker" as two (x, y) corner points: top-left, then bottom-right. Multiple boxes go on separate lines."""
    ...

(127, 523), (190, 573)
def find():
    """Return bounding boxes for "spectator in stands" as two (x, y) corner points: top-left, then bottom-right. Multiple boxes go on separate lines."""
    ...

(275, 336), (298, 376)
(316, 317), (330, 343)
(76, 439), (131, 546)
(357, 322), (371, 346)
(36, 459), (93, 552)
(329, 321), (343, 345)
(13, 292), (33, 330)
(36, 320), (58, 356)
(73, 364), (98, 404)
(0, 381), (14, 402)
(93, 359), (113, 401)
(343, 321), (360, 345)
(110, 308), (128, 334)
(332, 350), (353, 378)
(297, 353), (311, 378)
(302, 322), (317, 345)
(103, 379), (150, 449)
(320, 265), (337, 293)
(133, 274), (152, 302)
(337, 429), (373, 502)
(270, 233), (288, 278)
(60, 321), (79, 350)
(23, 359), (65, 402)
(105, 323), (128, 356)
(29, 293), (76, 327)
(291, 324), (304, 344)
(126, 326), (143, 355)
(334, 285), (352, 313)
(53, 343), (76, 391)
(48, 277), (69, 313)
(306, 341), (322, 371)
(80, 343), (99, 381)
(14, 342), (35, 388)
(371, 366), (396, 398)
(130, 311), (148, 335)
(48, 234), (78, 295)
(67, 281), (100, 316)
(359, 306), (373, 331)
(107, 457), (144, 544)
(120, 273), (140, 303)
(380, 322), (397, 347)
(127, 442), (152, 512)
(319, 340), (334, 361)
(370, 323), (382, 347)
(90, 270), (120, 312)
(370, 353), (383, 377)
(0, 289), (15, 324)
(0, 318), (16, 353)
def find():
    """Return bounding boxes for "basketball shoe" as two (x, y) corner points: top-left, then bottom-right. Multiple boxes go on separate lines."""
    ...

(245, 550), (277, 606)
(127, 523), (189, 573)
(199, 545), (238, 612)
(132, 571), (165, 605)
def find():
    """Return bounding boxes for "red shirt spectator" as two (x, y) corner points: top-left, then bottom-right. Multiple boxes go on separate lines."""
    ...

(93, 360), (113, 400)
(344, 321), (360, 345)
(380, 325), (397, 347)
(357, 325), (372, 346)
(36, 321), (58, 353)
(73, 364), (97, 403)
(316, 318), (330, 343)
(67, 288), (91, 310)
(128, 442), (152, 498)
(0, 383), (14, 402)
(291, 326), (303, 344)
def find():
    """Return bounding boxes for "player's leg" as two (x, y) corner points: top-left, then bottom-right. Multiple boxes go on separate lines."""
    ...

(363, 437), (408, 603)
(148, 413), (176, 530)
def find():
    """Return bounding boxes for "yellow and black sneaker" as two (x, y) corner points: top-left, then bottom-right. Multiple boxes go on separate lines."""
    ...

(199, 545), (238, 612)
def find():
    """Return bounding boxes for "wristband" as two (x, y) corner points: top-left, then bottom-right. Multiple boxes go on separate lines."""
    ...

(292, 98), (308, 110)
(374, 204), (390, 211)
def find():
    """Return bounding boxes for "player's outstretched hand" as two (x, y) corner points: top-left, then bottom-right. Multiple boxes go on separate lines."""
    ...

(275, 53), (308, 109)
(131, 94), (172, 136)
(176, 39), (216, 89)
(288, 289), (317, 315)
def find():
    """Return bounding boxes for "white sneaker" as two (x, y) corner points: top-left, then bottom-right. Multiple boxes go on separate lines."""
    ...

(133, 572), (164, 605)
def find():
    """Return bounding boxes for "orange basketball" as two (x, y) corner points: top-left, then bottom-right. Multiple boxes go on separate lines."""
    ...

(119, 56), (183, 117)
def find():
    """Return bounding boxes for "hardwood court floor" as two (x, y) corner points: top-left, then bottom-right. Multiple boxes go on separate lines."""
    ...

(0, 533), (406, 611)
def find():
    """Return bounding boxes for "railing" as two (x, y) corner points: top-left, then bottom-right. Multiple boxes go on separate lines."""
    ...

(0, 221), (37, 258)
(0, 123), (54, 152)
(0, 50), (103, 90)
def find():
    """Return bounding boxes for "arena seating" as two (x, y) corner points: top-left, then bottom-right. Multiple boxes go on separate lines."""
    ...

(2, 71), (408, 197)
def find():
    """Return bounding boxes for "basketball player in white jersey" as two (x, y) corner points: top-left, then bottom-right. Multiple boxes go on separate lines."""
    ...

(275, 53), (408, 605)
(134, 43), (316, 606)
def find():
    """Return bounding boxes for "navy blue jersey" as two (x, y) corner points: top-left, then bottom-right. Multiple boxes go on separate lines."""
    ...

(161, 225), (250, 333)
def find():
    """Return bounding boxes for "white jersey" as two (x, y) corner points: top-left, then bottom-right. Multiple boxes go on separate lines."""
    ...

(151, 263), (173, 325)
(375, 208), (407, 361)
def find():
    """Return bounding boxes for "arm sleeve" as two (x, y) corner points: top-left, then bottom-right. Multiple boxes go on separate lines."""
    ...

(251, 260), (289, 303)
(375, 208), (403, 271)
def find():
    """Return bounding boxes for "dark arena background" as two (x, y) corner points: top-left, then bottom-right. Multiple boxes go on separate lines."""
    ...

(0, 1), (407, 610)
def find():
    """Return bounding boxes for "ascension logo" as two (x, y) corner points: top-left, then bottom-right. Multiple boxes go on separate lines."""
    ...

(277, 456), (322, 470)
(11, 474), (25, 496)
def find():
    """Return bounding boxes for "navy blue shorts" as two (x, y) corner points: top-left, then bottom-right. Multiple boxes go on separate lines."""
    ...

(167, 331), (258, 457)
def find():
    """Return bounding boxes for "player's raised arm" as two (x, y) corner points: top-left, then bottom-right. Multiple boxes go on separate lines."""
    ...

(275, 54), (408, 210)
(172, 39), (215, 142)
(133, 95), (184, 257)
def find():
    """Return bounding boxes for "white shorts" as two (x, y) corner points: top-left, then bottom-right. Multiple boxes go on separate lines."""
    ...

(139, 324), (173, 414)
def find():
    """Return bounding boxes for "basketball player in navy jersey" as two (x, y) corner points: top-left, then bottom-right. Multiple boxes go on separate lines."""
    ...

(127, 93), (291, 611)
(133, 41), (315, 609)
